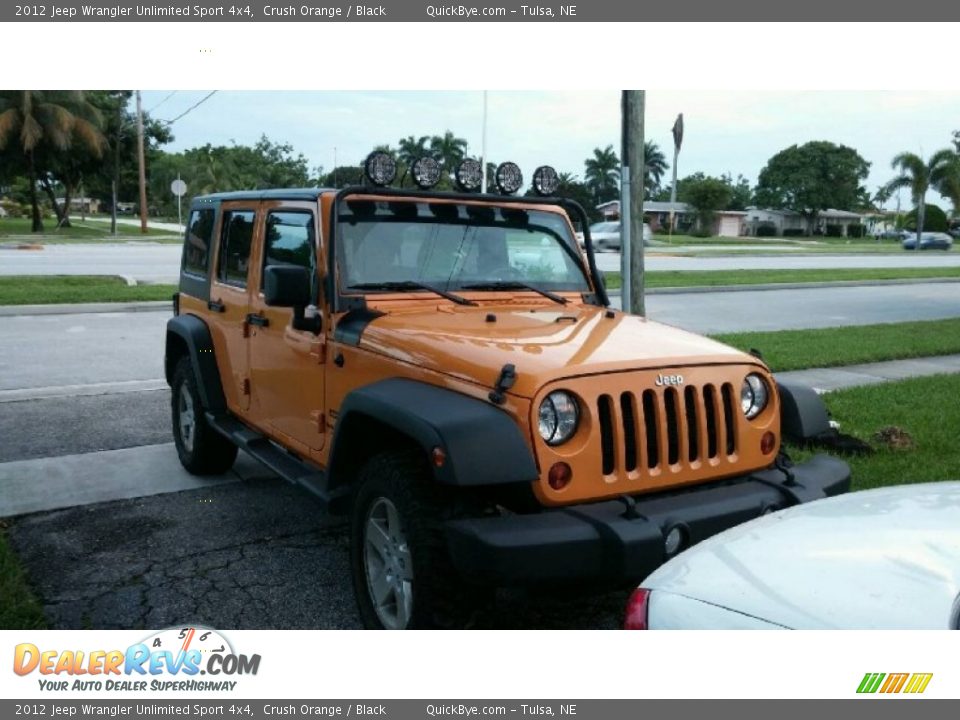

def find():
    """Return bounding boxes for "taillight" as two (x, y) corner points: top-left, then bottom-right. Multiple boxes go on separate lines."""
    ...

(623, 588), (650, 630)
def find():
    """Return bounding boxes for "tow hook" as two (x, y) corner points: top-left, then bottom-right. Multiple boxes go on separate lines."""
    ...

(618, 495), (642, 520)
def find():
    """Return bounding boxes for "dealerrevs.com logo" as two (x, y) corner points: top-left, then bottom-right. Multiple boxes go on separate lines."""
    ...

(857, 673), (933, 695)
(13, 626), (261, 692)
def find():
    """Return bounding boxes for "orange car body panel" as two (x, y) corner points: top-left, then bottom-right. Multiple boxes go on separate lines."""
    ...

(187, 190), (781, 506)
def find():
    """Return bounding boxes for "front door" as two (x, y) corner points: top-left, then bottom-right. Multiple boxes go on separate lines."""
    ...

(247, 203), (326, 456)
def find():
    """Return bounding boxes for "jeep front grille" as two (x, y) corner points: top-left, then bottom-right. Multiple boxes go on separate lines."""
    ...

(597, 383), (738, 477)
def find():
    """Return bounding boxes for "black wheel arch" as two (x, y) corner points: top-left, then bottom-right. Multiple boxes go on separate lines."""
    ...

(328, 378), (539, 499)
(165, 313), (227, 414)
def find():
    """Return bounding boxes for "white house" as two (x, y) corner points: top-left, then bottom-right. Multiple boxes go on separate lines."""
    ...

(744, 207), (865, 236)
(596, 199), (746, 237)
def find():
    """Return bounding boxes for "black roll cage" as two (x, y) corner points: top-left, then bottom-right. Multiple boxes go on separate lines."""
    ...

(325, 186), (609, 312)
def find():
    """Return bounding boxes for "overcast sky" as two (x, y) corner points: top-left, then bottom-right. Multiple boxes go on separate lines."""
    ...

(141, 90), (960, 207)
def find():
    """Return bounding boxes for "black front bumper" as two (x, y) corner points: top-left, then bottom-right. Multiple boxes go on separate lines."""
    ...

(444, 454), (850, 585)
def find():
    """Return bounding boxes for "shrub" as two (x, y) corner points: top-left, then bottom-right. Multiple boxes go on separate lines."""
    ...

(847, 224), (865, 238)
(755, 222), (778, 237)
(824, 225), (844, 237)
(904, 204), (949, 232)
(783, 228), (805, 237)
(0, 199), (24, 218)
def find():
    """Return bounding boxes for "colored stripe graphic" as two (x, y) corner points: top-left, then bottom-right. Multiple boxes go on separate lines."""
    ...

(857, 673), (885, 693)
(857, 672), (932, 694)
(904, 674), (933, 694)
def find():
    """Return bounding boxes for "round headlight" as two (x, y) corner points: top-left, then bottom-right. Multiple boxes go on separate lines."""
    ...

(454, 158), (483, 192)
(740, 373), (769, 420)
(411, 156), (441, 189)
(495, 161), (524, 195)
(364, 151), (396, 187)
(532, 165), (560, 196)
(538, 391), (579, 446)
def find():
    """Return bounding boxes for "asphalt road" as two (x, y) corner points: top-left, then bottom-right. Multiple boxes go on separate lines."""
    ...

(4, 243), (960, 283)
(4, 282), (960, 394)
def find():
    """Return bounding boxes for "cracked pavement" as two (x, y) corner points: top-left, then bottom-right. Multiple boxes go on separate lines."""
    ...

(7, 476), (627, 630)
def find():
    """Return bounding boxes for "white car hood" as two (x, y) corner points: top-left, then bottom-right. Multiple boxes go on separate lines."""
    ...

(643, 482), (960, 629)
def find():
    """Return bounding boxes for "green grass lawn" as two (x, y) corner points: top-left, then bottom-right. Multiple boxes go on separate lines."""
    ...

(0, 276), (177, 305)
(0, 217), (180, 243)
(793, 374), (960, 491)
(713, 318), (960, 373)
(0, 526), (46, 629)
(603, 266), (960, 290)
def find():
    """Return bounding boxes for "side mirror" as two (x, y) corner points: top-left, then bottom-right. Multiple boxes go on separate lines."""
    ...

(264, 265), (311, 308)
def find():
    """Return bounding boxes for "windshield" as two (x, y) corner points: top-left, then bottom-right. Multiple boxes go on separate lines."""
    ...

(337, 200), (591, 293)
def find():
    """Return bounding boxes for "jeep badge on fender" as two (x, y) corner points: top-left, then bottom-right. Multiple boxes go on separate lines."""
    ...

(164, 153), (851, 629)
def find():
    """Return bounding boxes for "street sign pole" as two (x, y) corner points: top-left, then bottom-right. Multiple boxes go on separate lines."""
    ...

(170, 176), (188, 231)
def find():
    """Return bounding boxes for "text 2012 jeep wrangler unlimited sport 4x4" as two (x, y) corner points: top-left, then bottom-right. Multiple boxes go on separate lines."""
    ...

(165, 155), (850, 629)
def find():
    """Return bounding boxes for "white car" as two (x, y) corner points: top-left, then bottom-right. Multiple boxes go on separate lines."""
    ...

(625, 482), (960, 629)
(576, 221), (653, 251)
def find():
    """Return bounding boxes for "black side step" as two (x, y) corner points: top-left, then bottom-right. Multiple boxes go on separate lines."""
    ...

(206, 413), (345, 509)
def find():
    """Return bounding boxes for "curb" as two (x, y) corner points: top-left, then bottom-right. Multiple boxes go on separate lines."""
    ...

(0, 300), (171, 316)
(606, 276), (960, 296)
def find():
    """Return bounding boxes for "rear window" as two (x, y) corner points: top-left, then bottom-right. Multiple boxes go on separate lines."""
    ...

(183, 209), (215, 276)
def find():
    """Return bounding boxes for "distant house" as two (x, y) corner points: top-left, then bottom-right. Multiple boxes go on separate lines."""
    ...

(596, 199), (746, 237)
(56, 197), (100, 214)
(745, 207), (865, 236)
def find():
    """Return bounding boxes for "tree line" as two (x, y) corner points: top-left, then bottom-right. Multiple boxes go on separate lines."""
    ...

(2, 90), (959, 235)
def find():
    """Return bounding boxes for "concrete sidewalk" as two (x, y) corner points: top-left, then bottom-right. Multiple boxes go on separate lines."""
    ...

(776, 354), (960, 393)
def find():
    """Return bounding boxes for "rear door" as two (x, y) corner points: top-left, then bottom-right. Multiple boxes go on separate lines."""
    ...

(208, 201), (259, 413)
(247, 201), (326, 456)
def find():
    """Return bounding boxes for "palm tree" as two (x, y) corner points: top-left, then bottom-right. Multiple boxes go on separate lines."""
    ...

(872, 185), (892, 211)
(584, 145), (619, 204)
(644, 140), (669, 195)
(429, 131), (468, 170)
(397, 135), (430, 187)
(0, 91), (105, 231)
(885, 149), (958, 245)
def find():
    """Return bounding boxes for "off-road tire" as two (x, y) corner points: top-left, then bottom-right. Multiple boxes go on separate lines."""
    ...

(350, 450), (487, 629)
(171, 357), (238, 475)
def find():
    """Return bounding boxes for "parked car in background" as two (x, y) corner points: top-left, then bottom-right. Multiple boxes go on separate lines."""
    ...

(624, 483), (960, 629)
(902, 232), (953, 250)
(876, 228), (908, 240)
(576, 221), (653, 250)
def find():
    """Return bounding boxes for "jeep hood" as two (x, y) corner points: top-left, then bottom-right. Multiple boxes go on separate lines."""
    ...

(353, 304), (755, 398)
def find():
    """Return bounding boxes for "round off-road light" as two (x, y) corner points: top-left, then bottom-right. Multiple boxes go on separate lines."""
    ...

(740, 373), (769, 420)
(532, 165), (560, 196)
(495, 161), (524, 195)
(364, 151), (397, 187)
(538, 390), (579, 446)
(411, 156), (441, 189)
(454, 158), (483, 192)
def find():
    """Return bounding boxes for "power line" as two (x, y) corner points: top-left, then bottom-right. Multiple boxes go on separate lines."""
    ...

(162, 91), (218, 125)
(147, 90), (177, 114)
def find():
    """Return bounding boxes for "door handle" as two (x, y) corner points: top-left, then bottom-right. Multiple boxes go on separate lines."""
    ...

(246, 313), (269, 328)
(208, 299), (225, 313)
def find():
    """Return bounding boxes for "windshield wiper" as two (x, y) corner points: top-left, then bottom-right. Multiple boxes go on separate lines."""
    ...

(461, 281), (568, 305)
(347, 281), (476, 306)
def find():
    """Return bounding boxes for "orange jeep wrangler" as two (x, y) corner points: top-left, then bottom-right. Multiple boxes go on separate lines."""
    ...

(165, 155), (850, 629)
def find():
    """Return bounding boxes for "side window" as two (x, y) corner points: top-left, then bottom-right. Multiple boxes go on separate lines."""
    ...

(262, 211), (316, 283)
(217, 210), (256, 287)
(183, 208), (214, 276)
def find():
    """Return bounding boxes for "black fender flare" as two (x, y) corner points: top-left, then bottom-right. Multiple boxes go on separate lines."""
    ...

(165, 314), (227, 414)
(776, 378), (831, 443)
(328, 378), (539, 490)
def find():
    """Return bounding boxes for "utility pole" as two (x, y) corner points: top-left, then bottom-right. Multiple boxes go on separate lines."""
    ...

(480, 90), (488, 194)
(136, 90), (148, 234)
(621, 90), (646, 316)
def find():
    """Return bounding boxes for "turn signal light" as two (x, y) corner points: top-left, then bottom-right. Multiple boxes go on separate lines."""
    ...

(623, 588), (650, 630)
(548, 462), (572, 490)
(760, 431), (776, 455)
